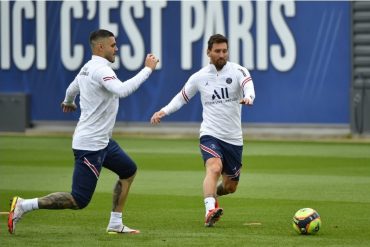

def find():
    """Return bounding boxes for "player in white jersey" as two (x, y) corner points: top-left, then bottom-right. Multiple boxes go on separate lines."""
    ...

(8, 29), (159, 234)
(151, 34), (255, 227)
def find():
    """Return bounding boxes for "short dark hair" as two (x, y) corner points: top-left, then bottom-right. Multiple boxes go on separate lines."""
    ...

(207, 34), (228, 50)
(89, 29), (114, 46)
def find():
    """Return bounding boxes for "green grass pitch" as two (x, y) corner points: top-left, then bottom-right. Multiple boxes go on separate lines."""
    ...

(0, 135), (370, 246)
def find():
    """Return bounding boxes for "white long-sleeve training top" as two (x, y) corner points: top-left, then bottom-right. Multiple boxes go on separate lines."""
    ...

(161, 62), (255, 146)
(64, 55), (152, 151)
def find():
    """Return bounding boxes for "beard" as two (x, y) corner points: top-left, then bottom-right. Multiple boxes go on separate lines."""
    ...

(107, 56), (115, 63)
(105, 52), (116, 63)
(214, 58), (226, 71)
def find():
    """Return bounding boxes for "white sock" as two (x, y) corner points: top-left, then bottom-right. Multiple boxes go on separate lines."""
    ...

(109, 212), (122, 227)
(204, 197), (216, 215)
(21, 198), (39, 213)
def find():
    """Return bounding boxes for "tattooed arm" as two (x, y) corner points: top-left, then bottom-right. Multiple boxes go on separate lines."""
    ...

(38, 192), (79, 210)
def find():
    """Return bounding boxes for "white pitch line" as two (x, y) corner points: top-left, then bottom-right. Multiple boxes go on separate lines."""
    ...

(243, 222), (262, 226)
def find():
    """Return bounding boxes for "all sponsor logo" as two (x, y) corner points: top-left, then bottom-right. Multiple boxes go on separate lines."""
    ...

(212, 88), (229, 100)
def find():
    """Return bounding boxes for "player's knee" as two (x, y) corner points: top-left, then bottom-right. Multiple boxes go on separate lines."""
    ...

(119, 165), (137, 180)
(77, 200), (90, 209)
(210, 166), (222, 175)
(71, 192), (92, 209)
(127, 171), (137, 181)
(75, 198), (91, 209)
(206, 160), (222, 175)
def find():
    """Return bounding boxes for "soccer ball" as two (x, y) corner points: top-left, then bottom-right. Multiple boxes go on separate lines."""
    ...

(292, 208), (321, 235)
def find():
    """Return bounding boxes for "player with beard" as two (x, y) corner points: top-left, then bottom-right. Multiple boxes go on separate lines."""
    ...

(8, 29), (159, 234)
(150, 34), (255, 227)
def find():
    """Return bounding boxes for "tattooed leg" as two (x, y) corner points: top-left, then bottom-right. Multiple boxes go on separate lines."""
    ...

(112, 173), (136, 212)
(38, 192), (79, 210)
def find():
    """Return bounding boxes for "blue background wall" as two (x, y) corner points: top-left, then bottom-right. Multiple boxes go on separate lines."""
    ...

(0, 1), (350, 124)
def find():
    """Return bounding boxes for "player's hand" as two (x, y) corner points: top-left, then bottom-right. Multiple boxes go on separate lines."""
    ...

(239, 97), (254, 106)
(61, 101), (77, 112)
(150, 110), (166, 125)
(145, 53), (159, 70)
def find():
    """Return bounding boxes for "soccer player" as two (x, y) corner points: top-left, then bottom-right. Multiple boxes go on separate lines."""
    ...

(150, 34), (255, 227)
(8, 29), (159, 234)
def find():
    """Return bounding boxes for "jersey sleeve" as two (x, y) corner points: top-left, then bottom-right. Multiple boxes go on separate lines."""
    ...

(95, 66), (152, 98)
(237, 66), (255, 103)
(63, 77), (80, 104)
(161, 75), (199, 115)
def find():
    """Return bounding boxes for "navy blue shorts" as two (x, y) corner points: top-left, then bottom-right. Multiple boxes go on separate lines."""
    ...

(199, 135), (243, 181)
(71, 139), (137, 208)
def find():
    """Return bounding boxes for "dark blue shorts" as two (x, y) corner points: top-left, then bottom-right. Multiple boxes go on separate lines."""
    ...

(71, 139), (137, 208)
(199, 135), (243, 181)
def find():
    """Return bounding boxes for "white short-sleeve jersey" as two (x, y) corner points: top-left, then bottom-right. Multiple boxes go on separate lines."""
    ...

(162, 62), (255, 145)
(64, 55), (152, 151)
